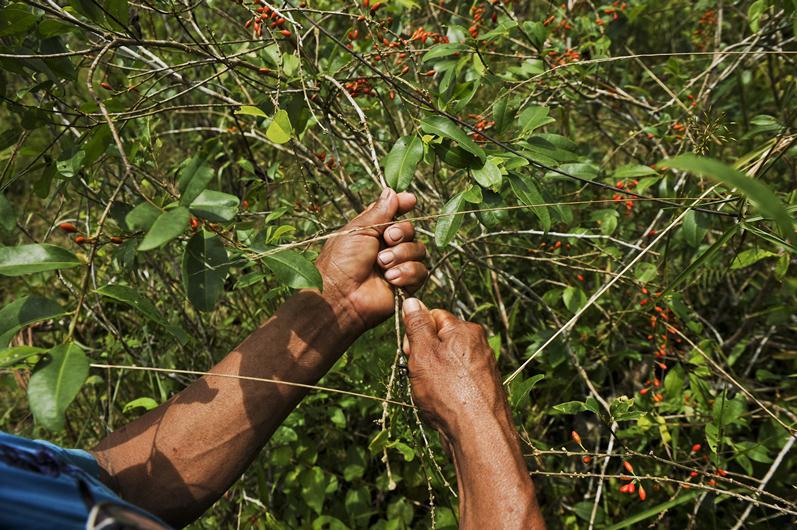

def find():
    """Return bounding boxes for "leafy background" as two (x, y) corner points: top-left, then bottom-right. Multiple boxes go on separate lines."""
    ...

(1, 0), (796, 528)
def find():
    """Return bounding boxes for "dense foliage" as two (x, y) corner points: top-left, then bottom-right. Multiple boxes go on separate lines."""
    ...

(1, 0), (796, 528)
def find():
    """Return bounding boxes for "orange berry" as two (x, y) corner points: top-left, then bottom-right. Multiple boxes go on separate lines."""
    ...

(100, 82), (113, 91)
(280, 29), (292, 37)
(571, 431), (582, 445)
(623, 461), (634, 474)
(582, 456), (591, 463)
(638, 485), (646, 501)
(58, 222), (78, 233)
(74, 235), (87, 245)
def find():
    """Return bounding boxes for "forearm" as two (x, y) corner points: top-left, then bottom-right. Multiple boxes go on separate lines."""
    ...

(91, 289), (362, 527)
(449, 407), (545, 530)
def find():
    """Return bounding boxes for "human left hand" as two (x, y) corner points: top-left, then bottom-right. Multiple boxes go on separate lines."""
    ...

(316, 188), (428, 331)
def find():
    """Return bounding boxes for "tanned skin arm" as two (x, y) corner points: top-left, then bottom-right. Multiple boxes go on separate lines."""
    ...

(402, 299), (546, 529)
(91, 189), (428, 528)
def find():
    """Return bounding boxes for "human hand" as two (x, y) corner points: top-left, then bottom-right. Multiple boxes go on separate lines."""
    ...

(316, 188), (428, 332)
(401, 298), (510, 438)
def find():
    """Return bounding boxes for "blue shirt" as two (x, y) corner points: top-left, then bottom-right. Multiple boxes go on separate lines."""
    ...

(0, 431), (169, 529)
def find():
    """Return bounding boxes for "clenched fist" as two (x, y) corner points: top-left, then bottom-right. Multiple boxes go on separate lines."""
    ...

(316, 188), (428, 331)
(401, 297), (546, 530)
(401, 298), (509, 438)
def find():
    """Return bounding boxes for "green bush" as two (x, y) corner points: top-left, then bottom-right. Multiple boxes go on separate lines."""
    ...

(1, 0), (795, 528)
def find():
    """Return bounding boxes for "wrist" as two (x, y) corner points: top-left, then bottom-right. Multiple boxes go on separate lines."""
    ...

(315, 283), (368, 338)
(447, 399), (515, 442)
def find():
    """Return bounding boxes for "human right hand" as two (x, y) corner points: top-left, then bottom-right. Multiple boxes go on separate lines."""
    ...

(401, 298), (510, 438)
(401, 298), (546, 530)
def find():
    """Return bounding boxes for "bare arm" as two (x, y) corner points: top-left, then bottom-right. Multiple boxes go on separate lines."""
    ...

(91, 189), (428, 527)
(402, 299), (546, 529)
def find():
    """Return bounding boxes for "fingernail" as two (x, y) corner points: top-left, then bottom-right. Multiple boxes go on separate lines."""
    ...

(378, 250), (394, 266)
(381, 187), (393, 200)
(403, 297), (420, 314)
(387, 226), (403, 242)
(384, 268), (400, 281)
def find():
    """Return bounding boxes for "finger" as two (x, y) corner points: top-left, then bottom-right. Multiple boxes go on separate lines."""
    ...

(429, 309), (460, 336)
(377, 242), (426, 269)
(383, 221), (415, 246)
(348, 188), (399, 235)
(396, 192), (417, 216)
(384, 262), (428, 288)
(403, 298), (437, 355)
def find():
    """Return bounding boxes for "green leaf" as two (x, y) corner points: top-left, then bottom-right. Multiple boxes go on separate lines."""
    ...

(551, 401), (586, 415)
(189, 190), (240, 223)
(420, 115), (485, 161)
(105, 0), (129, 27)
(96, 284), (189, 344)
(604, 492), (700, 530)
(0, 345), (47, 369)
(235, 105), (268, 118)
(471, 158), (502, 189)
(518, 105), (554, 135)
(0, 192), (17, 232)
(434, 192), (466, 248)
(69, 0), (104, 24)
(267, 109), (293, 144)
(462, 184), (483, 204)
(123, 397), (159, 414)
(27, 343), (89, 432)
(477, 190), (508, 228)
(665, 154), (797, 247)
(562, 286), (587, 314)
(422, 43), (467, 62)
(178, 157), (215, 206)
(510, 374), (544, 408)
(0, 296), (66, 347)
(508, 174), (551, 231)
(263, 250), (323, 290)
(138, 207), (190, 251)
(635, 262), (658, 283)
(182, 231), (229, 312)
(125, 202), (161, 231)
(612, 164), (658, 180)
(0, 3), (37, 37)
(682, 210), (708, 247)
(0, 244), (80, 276)
(384, 135), (423, 191)
(748, 0), (767, 32)
(730, 248), (777, 269)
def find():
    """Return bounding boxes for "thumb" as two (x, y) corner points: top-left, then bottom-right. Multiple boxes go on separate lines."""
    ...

(402, 297), (437, 354)
(349, 188), (399, 234)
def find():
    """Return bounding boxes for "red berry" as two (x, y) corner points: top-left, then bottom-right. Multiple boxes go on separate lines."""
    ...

(691, 443), (702, 453)
(638, 485), (647, 501)
(280, 29), (292, 37)
(623, 461), (634, 474)
(58, 222), (78, 233)
(100, 82), (113, 91)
